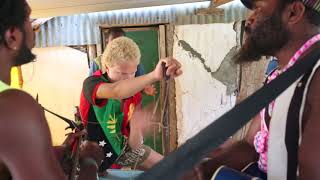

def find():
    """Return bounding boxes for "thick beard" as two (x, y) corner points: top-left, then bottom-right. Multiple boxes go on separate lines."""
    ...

(235, 11), (290, 63)
(13, 37), (36, 66)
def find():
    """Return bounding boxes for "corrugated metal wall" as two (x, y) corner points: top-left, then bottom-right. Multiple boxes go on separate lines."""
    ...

(35, 1), (248, 47)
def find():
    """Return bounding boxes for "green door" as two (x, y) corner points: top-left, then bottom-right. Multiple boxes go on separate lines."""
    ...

(126, 28), (163, 154)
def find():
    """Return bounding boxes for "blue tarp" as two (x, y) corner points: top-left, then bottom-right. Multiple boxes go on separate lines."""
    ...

(99, 169), (143, 180)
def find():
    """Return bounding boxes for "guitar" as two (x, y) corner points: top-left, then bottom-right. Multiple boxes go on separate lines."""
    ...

(211, 163), (263, 180)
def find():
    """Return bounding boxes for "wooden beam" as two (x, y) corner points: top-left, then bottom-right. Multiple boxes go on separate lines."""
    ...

(31, 0), (209, 18)
(196, 7), (224, 15)
(196, 0), (234, 15)
(87, 45), (97, 60)
(212, 0), (234, 7)
(159, 25), (166, 59)
(99, 23), (167, 29)
(158, 25), (169, 155)
(166, 25), (179, 153)
(87, 45), (98, 68)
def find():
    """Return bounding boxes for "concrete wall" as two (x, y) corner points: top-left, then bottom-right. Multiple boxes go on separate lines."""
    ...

(21, 47), (88, 145)
(173, 23), (239, 145)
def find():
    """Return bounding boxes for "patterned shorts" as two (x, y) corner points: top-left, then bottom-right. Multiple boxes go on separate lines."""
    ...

(115, 143), (151, 167)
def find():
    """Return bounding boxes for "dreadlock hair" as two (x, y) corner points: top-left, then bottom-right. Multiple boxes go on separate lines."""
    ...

(0, 0), (28, 45)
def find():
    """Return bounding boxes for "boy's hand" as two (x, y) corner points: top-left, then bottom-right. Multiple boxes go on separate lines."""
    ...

(144, 84), (157, 96)
(152, 57), (183, 80)
(129, 104), (156, 149)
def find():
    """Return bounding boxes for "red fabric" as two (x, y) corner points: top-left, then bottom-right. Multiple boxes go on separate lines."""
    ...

(79, 70), (107, 127)
(111, 164), (122, 169)
(91, 70), (108, 107)
(121, 93), (142, 137)
(91, 83), (108, 107)
(79, 91), (90, 127)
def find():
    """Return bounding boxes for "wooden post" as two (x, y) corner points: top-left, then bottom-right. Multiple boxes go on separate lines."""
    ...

(96, 44), (102, 56)
(87, 45), (97, 68)
(87, 45), (97, 59)
(232, 58), (268, 141)
(160, 24), (179, 154)
(159, 25), (169, 155)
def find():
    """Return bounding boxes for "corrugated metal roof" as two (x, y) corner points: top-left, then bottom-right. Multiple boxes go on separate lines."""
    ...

(35, 1), (248, 47)
(176, 1), (248, 24)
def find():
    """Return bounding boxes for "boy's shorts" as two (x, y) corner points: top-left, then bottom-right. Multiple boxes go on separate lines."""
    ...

(115, 143), (151, 167)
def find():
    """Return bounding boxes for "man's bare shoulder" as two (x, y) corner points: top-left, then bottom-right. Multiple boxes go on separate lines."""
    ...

(306, 64), (320, 106)
(0, 89), (38, 105)
(0, 89), (50, 150)
(0, 89), (45, 122)
(0, 90), (65, 179)
(298, 64), (320, 180)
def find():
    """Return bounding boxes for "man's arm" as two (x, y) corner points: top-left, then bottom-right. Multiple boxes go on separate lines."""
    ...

(182, 115), (260, 180)
(201, 115), (260, 178)
(299, 69), (320, 180)
(0, 90), (66, 180)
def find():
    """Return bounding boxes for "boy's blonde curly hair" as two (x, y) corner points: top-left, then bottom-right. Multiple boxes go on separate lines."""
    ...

(101, 37), (141, 68)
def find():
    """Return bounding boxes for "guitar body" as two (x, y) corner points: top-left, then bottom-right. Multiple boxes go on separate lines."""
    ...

(211, 163), (263, 180)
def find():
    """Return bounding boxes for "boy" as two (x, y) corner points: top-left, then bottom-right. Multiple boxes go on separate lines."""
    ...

(80, 37), (182, 175)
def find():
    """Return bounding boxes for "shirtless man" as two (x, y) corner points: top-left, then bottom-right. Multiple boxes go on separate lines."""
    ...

(0, 0), (102, 179)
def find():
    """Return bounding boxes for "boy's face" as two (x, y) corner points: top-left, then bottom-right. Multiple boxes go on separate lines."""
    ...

(106, 60), (138, 82)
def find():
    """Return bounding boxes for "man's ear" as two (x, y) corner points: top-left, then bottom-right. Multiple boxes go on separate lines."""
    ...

(4, 27), (23, 50)
(284, 1), (306, 26)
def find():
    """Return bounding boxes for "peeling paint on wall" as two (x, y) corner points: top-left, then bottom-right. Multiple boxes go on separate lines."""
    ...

(178, 39), (239, 95)
(211, 46), (239, 95)
(174, 23), (239, 145)
(178, 40), (214, 75)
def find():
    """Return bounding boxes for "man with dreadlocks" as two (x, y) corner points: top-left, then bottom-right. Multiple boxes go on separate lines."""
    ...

(183, 0), (320, 179)
(0, 0), (103, 179)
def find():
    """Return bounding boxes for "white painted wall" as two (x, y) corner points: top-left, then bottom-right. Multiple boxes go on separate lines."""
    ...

(174, 24), (237, 145)
(21, 47), (88, 145)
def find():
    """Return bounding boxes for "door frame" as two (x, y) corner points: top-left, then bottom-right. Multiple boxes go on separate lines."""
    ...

(98, 23), (178, 155)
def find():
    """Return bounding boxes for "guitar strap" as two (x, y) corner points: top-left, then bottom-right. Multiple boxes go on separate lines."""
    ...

(137, 50), (320, 180)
